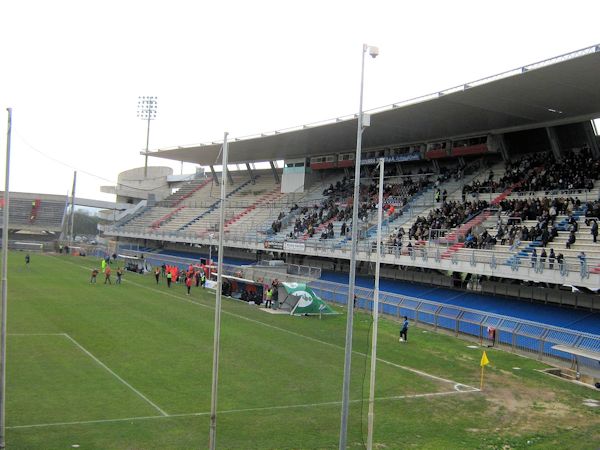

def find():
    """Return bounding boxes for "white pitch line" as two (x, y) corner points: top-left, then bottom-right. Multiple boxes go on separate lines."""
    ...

(7, 387), (478, 430)
(57, 257), (478, 390)
(62, 333), (168, 417)
(8, 333), (65, 336)
(7, 414), (166, 430)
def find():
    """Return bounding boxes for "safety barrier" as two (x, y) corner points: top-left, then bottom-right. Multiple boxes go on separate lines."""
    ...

(309, 280), (600, 377)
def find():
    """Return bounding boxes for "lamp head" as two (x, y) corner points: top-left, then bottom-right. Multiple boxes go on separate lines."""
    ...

(368, 46), (379, 58)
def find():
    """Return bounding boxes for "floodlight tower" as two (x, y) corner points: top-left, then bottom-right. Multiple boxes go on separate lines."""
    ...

(137, 96), (158, 178)
(0, 108), (12, 450)
(339, 43), (378, 450)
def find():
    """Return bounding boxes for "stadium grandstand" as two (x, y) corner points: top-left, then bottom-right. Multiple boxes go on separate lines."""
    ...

(0, 191), (69, 249)
(102, 45), (600, 368)
(0, 191), (134, 251)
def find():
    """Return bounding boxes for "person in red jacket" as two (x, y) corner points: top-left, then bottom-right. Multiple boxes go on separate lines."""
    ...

(185, 276), (192, 295)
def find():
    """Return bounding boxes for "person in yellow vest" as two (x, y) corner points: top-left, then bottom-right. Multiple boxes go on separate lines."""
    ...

(265, 287), (273, 309)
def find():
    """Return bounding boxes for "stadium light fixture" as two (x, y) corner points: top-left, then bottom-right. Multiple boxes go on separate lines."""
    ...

(137, 96), (158, 178)
(339, 43), (378, 450)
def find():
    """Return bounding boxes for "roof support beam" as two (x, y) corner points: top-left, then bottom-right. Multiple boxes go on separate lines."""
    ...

(497, 134), (510, 162)
(245, 163), (255, 184)
(583, 120), (600, 158)
(269, 161), (280, 184)
(209, 165), (218, 183)
(545, 127), (563, 162)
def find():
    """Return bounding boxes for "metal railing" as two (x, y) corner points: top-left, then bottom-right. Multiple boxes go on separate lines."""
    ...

(287, 263), (322, 279)
(310, 280), (600, 377)
(103, 225), (600, 280)
(117, 249), (319, 286)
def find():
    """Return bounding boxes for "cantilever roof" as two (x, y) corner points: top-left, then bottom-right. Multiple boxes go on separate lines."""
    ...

(149, 45), (600, 166)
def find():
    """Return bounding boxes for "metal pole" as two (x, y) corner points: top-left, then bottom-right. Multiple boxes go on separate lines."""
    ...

(339, 44), (367, 450)
(69, 171), (77, 246)
(209, 132), (228, 450)
(144, 114), (150, 178)
(367, 158), (384, 450)
(0, 107), (13, 449)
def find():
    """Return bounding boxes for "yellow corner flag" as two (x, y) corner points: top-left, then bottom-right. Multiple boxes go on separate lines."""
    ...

(480, 351), (490, 367)
(480, 351), (490, 390)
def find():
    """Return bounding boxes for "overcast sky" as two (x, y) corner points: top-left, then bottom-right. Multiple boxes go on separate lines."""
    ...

(0, 0), (599, 201)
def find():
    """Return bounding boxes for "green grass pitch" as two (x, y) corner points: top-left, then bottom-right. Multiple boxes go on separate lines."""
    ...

(4, 252), (600, 449)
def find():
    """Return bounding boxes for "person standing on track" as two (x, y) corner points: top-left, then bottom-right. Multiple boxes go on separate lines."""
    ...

(154, 267), (160, 284)
(399, 316), (409, 342)
(166, 270), (172, 288)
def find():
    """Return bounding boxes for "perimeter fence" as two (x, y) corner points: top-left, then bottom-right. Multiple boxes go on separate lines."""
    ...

(309, 280), (600, 377)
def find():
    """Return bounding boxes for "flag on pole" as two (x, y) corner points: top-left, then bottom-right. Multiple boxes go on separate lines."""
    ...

(480, 351), (490, 390)
(480, 351), (490, 367)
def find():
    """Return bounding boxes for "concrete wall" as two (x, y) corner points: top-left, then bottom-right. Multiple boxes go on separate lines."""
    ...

(112, 166), (173, 204)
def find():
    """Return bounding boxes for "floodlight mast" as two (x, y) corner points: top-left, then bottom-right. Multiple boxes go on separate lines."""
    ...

(339, 43), (378, 450)
(367, 157), (384, 450)
(137, 96), (158, 178)
(209, 132), (229, 450)
(0, 108), (13, 449)
(68, 171), (77, 247)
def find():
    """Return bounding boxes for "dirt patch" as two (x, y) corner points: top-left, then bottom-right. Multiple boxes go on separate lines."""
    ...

(482, 372), (590, 434)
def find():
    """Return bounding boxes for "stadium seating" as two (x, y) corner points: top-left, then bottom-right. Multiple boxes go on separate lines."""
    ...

(162, 177), (214, 207)
(0, 198), (66, 231)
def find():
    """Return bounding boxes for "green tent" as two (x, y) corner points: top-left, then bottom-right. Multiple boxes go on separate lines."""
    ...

(278, 282), (338, 316)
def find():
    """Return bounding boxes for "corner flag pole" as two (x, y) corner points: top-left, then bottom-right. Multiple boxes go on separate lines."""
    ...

(209, 131), (228, 450)
(480, 366), (484, 390)
(480, 351), (489, 390)
(0, 108), (13, 449)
